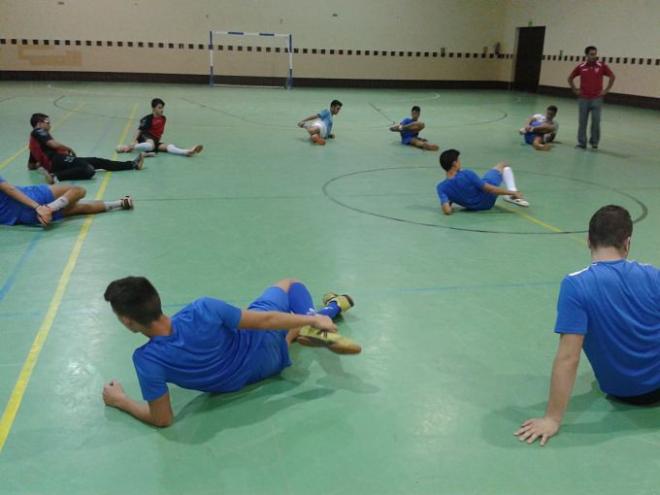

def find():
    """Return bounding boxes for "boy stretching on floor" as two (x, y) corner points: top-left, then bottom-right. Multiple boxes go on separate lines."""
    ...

(102, 276), (360, 427)
(297, 100), (342, 145)
(390, 106), (439, 151)
(116, 98), (203, 157)
(436, 149), (529, 215)
(519, 105), (559, 151)
(0, 175), (132, 227)
(28, 113), (144, 181)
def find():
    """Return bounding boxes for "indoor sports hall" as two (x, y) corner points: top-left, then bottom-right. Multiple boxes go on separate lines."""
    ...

(1, 2), (659, 494)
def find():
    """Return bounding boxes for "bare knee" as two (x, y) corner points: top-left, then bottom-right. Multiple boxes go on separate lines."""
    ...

(70, 186), (86, 201)
(273, 278), (300, 291)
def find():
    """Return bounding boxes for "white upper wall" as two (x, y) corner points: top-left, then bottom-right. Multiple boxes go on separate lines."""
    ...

(0, 0), (508, 51)
(502, 0), (660, 58)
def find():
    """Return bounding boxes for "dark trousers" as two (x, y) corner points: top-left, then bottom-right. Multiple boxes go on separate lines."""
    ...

(51, 154), (135, 180)
(609, 387), (660, 406)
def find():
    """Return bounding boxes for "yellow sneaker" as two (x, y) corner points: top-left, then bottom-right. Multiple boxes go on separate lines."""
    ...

(321, 292), (354, 314)
(297, 326), (361, 355)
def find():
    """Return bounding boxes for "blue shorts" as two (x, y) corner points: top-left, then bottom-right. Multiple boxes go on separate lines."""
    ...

(248, 286), (290, 313)
(244, 285), (292, 384)
(524, 132), (539, 145)
(482, 169), (503, 187)
(1, 185), (63, 226)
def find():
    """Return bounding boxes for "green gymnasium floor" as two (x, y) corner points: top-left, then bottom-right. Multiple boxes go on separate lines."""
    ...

(0, 82), (659, 494)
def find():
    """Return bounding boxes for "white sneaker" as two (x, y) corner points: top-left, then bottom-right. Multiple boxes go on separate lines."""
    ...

(503, 195), (529, 207)
(519, 127), (526, 135)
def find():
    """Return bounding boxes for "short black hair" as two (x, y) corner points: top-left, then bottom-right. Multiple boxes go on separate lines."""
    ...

(151, 98), (165, 108)
(104, 276), (163, 326)
(588, 205), (632, 251)
(411, 106), (421, 113)
(547, 105), (558, 113)
(439, 149), (460, 171)
(584, 45), (597, 55)
(330, 100), (342, 108)
(30, 113), (49, 127)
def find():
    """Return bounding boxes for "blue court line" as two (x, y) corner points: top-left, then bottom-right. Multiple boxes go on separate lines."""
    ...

(0, 231), (44, 303)
(0, 110), (116, 306)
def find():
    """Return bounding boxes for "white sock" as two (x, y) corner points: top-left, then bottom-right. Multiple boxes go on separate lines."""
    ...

(502, 166), (517, 191)
(134, 142), (154, 152)
(166, 144), (189, 156)
(104, 200), (123, 211)
(46, 196), (69, 212)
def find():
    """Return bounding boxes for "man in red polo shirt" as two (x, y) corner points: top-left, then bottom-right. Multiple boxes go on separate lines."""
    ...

(568, 45), (615, 150)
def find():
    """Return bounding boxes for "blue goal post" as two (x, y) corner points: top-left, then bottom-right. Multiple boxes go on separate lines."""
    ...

(209, 30), (294, 89)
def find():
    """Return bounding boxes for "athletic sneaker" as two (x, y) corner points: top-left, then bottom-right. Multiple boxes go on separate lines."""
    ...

(116, 144), (132, 153)
(322, 292), (354, 314)
(120, 195), (134, 210)
(297, 326), (361, 355)
(503, 196), (530, 207)
(132, 153), (145, 170)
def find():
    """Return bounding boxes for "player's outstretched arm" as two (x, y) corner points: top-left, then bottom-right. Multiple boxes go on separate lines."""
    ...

(103, 380), (174, 427)
(514, 334), (583, 446)
(239, 310), (337, 333)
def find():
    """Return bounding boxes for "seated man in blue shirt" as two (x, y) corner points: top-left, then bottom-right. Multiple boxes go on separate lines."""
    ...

(102, 276), (360, 427)
(515, 205), (660, 446)
(297, 100), (342, 145)
(0, 175), (132, 227)
(436, 148), (529, 215)
(519, 105), (559, 151)
(389, 106), (439, 151)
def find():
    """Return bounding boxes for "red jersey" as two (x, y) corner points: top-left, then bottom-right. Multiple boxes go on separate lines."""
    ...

(138, 114), (167, 140)
(569, 61), (614, 99)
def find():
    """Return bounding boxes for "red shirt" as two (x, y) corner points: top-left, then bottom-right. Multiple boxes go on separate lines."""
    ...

(570, 61), (614, 99)
(138, 114), (167, 140)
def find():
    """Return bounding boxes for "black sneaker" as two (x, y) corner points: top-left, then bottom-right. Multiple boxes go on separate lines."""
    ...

(575, 144), (587, 149)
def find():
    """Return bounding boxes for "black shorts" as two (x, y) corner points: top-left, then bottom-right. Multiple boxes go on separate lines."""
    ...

(138, 133), (161, 151)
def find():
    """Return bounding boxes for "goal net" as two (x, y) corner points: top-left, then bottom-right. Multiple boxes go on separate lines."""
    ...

(209, 30), (293, 88)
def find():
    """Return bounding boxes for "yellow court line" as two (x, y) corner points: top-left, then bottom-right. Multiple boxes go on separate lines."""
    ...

(0, 103), (138, 453)
(499, 205), (586, 246)
(0, 102), (86, 172)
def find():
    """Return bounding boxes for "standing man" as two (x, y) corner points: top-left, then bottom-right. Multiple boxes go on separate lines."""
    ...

(568, 46), (615, 150)
(515, 205), (660, 446)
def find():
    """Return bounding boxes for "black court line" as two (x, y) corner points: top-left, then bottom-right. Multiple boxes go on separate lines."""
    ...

(322, 166), (649, 235)
(368, 102), (395, 123)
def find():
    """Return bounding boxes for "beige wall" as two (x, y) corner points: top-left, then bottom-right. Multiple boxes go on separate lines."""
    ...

(0, 0), (657, 97)
(503, 0), (660, 97)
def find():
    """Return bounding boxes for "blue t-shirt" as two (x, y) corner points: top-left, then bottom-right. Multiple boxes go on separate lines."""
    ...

(318, 109), (333, 135)
(399, 117), (418, 143)
(436, 169), (497, 211)
(132, 297), (290, 401)
(0, 176), (59, 225)
(555, 260), (660, 397)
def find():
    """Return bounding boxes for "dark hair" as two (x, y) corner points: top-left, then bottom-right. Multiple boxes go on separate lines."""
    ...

(151, 98), (165, 108)
(330, 100), (342, 108)
(411, 106), (421, 113)
(588, 205), (632, 250)
(439, 149), (460, 171)
(30, 113), (49, 127)
(547, 105), (558, 113)
(104, 276), (163, 326)
(584, 45), (597, 55)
